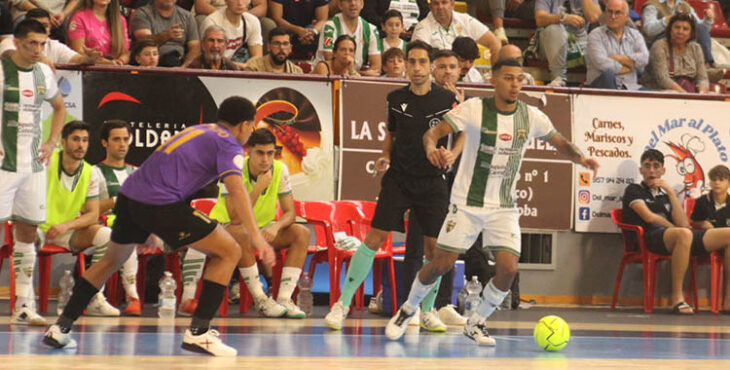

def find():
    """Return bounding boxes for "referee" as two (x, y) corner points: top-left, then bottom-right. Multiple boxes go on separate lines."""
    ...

(324, 40), (461, 331)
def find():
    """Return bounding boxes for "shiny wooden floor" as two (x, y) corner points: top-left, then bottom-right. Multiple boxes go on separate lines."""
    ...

(2, 304), (730, 369)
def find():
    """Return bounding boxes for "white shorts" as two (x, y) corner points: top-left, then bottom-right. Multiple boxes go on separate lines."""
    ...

(0, 169), (46, 225)
(436, 204), (521, 256)
(37, 228), (76, 251)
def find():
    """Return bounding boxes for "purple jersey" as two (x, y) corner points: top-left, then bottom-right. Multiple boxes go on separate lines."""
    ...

(121, 124), (244, 205)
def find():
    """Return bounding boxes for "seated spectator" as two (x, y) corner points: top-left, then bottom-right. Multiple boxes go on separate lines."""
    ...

(130, 39), (160, 66)
(192, 0), (226, 26)
(131, 0), (200, 67)
(312, 34), (360, 76)
(67, 0), (131, 65)
(691, 165), (730, 230)
(534, 0), (602, 87)
(498, 43), (536, 84)
(0, 8), (101, 67)
(316, 0), (382, 76)
(467, 0), (537, 45)
(362, 0), (428, 34)
(641, 0), (716, 67)
(189, 25), (241, 69)
(641, 13), (708, 93)
(269, 0), (328, 55)
(248, 0), (276, 48)
(381, 46), (405, 77)
(9, 0), (76, 42)
(200, 0), (262, 68)
(622, 149), (730, 315)
(452, 36), (483, 83)
(431, 48), (462, 100)
(244, 27), (303, 73)
(411, 0), (500, 64)
(586, 0), (648, 90)
(379, 9), (406, 51)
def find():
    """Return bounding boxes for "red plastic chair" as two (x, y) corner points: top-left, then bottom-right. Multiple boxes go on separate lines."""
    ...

(610, 208), (698, 312)
(683, 197), (724, 313)
(38, 244), (87, 313)
(297, 201), (341, 308)
(1, 222), (16, 313)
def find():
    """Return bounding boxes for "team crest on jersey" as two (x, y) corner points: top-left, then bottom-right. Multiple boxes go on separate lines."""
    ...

(446, 220), (456, 232)
(37, 85), (46, 95)
(233, 154), (245, 169)
(517, 129), (527, 139)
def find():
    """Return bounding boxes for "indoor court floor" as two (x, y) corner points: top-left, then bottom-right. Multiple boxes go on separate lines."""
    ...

(1, 303), (730, 369)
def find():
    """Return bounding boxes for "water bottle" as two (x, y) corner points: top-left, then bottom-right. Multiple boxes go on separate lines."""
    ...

(456, 277), (469, 314)
(499, 290), (512, 311)
(158, 271), (177, 318)
(296, 274), (314, 316)
(57, 270), (74, 316)
(463, 276), (482, 318)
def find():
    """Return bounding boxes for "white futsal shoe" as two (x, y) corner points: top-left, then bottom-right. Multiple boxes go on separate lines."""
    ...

(408, 307), (420, 326)
(438, 304), (467, 326)
(385, 305), (417, 340)
(463, 319), (496, 346)
(255, 296), (288, 317)
(278, 298), (306, 319)
(420, 309), (447, 332)
(42, 324), (77, 348)
(182, 329), (237, 356)
(11, 304), (47, 326)
(86, 293), (120, 316)
(324, 301), (349, 330)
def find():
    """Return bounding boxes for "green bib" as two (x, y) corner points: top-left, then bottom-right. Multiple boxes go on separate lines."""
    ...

(40, 150), (92, 231)
(209, 159), (282, 228)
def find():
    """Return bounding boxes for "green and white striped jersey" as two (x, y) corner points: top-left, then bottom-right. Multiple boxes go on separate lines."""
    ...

(444, 97), (556, 209)
(0, 55), (59, 173)
(94, 162), (136, 200)
(317, 14), (381, 71)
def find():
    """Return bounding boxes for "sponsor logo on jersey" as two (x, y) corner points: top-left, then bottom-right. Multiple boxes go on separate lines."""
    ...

(578, 190), (590, 204)
(400, 103), (408, 112)
(499, 133), (512, 141)
(578, 207), (590, 221)
(22, 89), (33, 98)
(579, 172), (591, 186)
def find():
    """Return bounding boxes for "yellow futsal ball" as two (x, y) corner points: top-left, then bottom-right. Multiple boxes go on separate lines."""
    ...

(534, 315), (570, 352)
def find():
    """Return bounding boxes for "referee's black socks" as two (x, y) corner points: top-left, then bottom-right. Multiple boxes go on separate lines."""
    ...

(190, 280), (226, 335)
(57, 277), (99, 333)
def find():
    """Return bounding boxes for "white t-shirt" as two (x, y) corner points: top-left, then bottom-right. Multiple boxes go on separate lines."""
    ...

(200, 9), (262, 59)
(0, 37), (78, 65)
(317, 13), (381, 70)
(412, 11), (489, 50)
(443, 97), (556, 208)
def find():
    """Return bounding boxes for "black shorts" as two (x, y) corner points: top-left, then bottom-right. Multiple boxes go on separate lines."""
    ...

(111, 193), (218, 250)
(371, 170), (449, 238)
(645, 226), (709, 256)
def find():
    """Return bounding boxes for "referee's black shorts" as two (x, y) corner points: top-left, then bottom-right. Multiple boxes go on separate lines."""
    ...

(111, 193), (218, 250)
(371, 169), (449, 238)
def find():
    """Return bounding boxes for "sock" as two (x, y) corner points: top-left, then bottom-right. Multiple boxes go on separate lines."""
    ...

(181, 248), (206, 302)
(419, 257), (442, 313)
(90, 226), (110, 264)
(239, 264), (267, 301)
(13, 241), (36, 309)
(121, 249), (139, 299)
(405, 275), (436, 312)
(58, 277), (99, 332)
(468, 278), (509, 325)
(190, 280), (226, 335)
(338, 243), (376, 307)
(277, 267), (301, 301)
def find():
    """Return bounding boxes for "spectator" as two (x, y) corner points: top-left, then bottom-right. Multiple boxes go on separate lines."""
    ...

(411, 0), (501, 65)
(622, 149), (730, 315)
(0, 8), (102, 67)
(192, 0), (225, 26)
(131, 0), (200, 67)
(248, 0), (275, 48)
(431, 49), (460, 95)
(317, 0), (382, 76)
(362, 0), (428, 32)
(641, 13), (708, 93)
(269, 0), (328, 55)
(467, 0), (537, 45)
(641, 0), (715, 67)
(313, 34), (360, 76)
(381, 46), (404, 77)
(379, 9), (406, 51)
(67, 0), (131, 65)
(498, 43), (535, 84)
(691, 165), (730, 231)
(130, 38), (159, 66)
(452, 36), (483, 83)
(585, 0), (648, 90)
(200, 0), (262, 68)
(244, 27), (303, 73)
(9, 0), (77, 41)
(534, 0), (602, 87)
(188, 24), (241, 69)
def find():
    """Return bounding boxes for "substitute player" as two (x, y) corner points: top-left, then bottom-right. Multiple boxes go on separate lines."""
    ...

(324, 40), (461, 331)
(42, 96), (275, 356)
(385, 58), (599, 345)
(0, 19), (66, 324)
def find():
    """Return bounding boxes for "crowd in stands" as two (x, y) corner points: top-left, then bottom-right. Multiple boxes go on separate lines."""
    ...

(0, 0), (728, 91)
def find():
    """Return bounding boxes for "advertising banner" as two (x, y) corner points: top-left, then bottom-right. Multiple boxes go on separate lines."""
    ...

(42, 70), (83, 141)
(339, 80), (574, 230)
(573, 95), (730, 232)
(83, 72), (334, 201)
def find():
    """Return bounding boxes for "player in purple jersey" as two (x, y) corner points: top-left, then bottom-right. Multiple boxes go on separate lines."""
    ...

(42, 96), (275, 357)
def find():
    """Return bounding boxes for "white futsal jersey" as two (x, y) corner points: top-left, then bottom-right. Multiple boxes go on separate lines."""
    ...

(443, 97), (556, 209)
